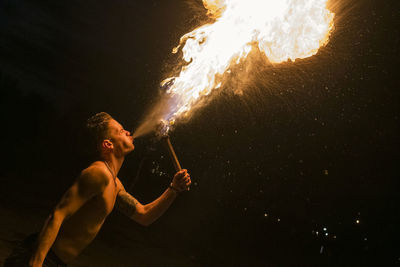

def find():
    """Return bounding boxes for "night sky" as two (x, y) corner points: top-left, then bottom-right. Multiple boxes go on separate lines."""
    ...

(0, 0), (399, 266)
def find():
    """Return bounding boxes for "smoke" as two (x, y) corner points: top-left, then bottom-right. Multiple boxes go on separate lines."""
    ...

(132, 96), (170, 138)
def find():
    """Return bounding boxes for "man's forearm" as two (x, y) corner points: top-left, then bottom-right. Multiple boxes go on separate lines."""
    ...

(30, 212), (64, 266)
(140, 187), (178, 225)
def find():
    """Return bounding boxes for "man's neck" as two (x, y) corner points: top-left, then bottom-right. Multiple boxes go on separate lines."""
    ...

(102, 154), (124, 177)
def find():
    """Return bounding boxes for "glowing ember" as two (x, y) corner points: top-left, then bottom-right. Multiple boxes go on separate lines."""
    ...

(133, 0), (334, 137)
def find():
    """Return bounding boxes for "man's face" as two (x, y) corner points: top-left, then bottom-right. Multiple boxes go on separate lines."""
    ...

(107, 119), (135, 156)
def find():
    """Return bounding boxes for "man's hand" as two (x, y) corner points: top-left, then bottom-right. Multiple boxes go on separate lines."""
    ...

(171, 169), (191, 192)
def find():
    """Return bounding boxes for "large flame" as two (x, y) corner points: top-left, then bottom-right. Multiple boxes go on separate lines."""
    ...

(134, 0), (334, 137)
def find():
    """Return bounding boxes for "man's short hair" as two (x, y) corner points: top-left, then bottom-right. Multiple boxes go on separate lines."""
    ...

(86, 112), (113, 154)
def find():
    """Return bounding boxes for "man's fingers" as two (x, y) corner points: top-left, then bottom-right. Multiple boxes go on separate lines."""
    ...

(178, 178), (190, 185)
(173, 170), (191, 192)
(176, 172), (190, 179)
(175, 169), (187, 179)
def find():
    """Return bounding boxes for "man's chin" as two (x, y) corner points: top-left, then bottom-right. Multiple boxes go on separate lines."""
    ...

(122, 145), (135, 155)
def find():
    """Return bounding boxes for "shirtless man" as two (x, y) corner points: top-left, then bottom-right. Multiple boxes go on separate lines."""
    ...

(4, 112), (191, 267)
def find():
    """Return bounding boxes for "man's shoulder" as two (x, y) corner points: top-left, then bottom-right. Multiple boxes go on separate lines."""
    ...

(78, 162), (110, 188)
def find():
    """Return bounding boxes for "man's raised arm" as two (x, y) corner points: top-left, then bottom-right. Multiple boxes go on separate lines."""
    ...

(29, 167), (108, 267)
(116, 169), (191, 226)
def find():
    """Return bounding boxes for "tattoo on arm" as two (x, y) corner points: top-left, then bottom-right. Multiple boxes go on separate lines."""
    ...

(116, 191), (137, 218)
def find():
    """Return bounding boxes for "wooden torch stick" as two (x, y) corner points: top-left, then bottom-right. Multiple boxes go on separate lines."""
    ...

(162, 135), (191, 191)
(162, 135), (182, 172)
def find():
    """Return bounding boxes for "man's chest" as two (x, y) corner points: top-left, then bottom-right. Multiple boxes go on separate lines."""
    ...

(88, 180), (119, 217)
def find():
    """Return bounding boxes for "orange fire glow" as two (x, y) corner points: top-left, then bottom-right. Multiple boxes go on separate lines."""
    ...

(134, 0), (334, 137)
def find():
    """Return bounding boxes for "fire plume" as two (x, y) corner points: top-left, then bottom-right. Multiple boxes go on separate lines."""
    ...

(133, 0), (334, 137)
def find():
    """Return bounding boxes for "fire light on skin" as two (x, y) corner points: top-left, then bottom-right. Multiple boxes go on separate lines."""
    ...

(133, 0), (334, 138)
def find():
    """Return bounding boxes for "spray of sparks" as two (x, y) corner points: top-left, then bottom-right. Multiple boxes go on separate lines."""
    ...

(133, 0), (334, 137)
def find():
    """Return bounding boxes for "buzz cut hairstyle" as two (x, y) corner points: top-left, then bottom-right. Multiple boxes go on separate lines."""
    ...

(86, 112), (114, 153)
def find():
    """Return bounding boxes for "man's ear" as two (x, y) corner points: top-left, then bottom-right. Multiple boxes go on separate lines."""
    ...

(102, 139), (113, 150)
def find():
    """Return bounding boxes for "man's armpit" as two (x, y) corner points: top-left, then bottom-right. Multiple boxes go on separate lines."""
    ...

(116, 191), (137, 218)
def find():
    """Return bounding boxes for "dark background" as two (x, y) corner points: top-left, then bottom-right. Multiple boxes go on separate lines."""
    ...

(0, 0), (399, 266)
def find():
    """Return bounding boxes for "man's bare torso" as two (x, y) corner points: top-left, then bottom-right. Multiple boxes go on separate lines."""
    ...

(52, 162), (122, 263)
